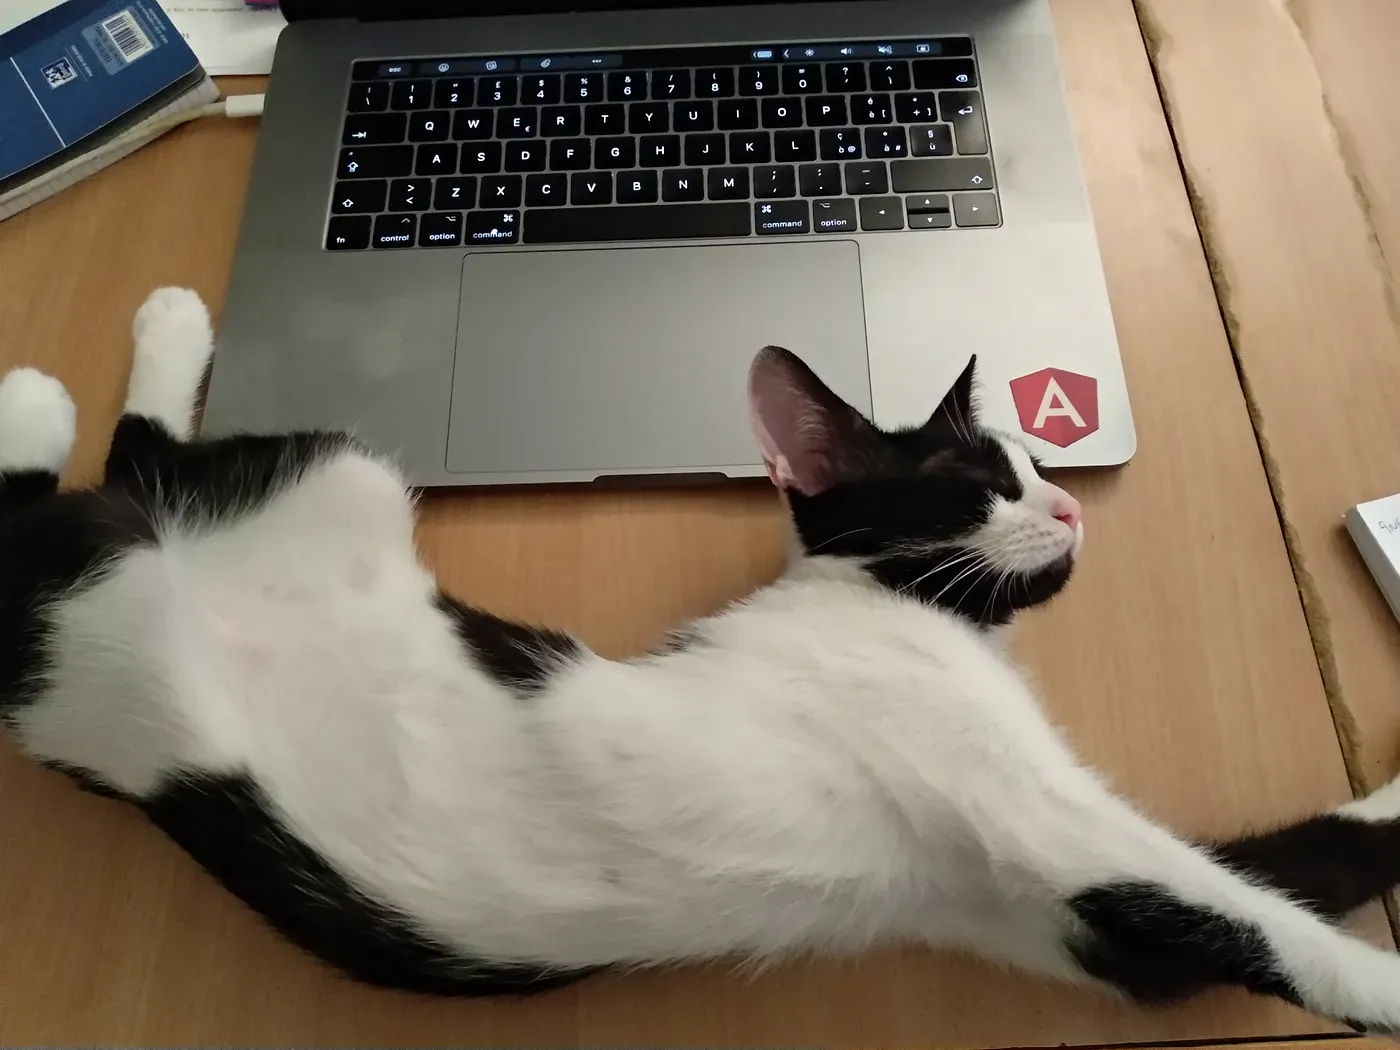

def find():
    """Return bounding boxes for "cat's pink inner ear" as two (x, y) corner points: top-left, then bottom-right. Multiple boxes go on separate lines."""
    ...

(747, 348), (840, 495)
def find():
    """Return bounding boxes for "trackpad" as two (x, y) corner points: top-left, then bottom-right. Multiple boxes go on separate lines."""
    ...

(447, 241), (870, 478)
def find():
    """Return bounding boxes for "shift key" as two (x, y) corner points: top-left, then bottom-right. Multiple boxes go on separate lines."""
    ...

(891, 157), (993, 193)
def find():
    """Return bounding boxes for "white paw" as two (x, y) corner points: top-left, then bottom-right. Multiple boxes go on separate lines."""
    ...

(1337, 773), (1400, 823)
(127, 287), (214, 440)
(0, 368), (77, 474)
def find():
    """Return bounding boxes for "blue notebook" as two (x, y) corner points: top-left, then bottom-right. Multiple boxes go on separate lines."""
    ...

(0, 0), (205, 188)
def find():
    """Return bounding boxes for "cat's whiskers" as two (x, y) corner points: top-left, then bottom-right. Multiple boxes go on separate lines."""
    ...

(901, 547), (985, 598)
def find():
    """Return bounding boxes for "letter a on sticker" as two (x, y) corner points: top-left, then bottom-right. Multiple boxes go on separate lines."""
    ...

(1009, 367), (1099, 448)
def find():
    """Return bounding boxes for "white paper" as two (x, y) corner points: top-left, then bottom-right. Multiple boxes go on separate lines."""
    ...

(0, 0), (66, 38)
(164, 0), (287, 76)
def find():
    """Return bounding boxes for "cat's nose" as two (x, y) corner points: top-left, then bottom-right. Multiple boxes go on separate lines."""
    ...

(1050, 492), (1082, 531)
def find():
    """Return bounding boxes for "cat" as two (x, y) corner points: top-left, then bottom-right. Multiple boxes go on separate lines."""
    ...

(2, 287), (1400, 1032)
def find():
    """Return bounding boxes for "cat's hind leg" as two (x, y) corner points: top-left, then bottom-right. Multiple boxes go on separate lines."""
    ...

(0, 367), (76, 513)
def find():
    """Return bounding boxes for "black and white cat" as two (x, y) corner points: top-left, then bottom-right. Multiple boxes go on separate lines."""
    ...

(3, 288), (1400, 1031)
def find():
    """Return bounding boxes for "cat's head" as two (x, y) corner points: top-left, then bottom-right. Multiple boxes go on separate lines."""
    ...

(748, 347), (1083, 627)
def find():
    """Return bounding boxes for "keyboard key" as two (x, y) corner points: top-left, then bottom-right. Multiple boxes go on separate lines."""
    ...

(526, 173), (569, 206)
(799, 162), (842, 197)
(608, 71), (647, 101)
(718, 99), (759, 131)
(640, 134), (681, 167)
(348, 80), (389, 113)
(496, 108), (538, 138)
(596, 137), (637, 168)
(859, 196), (904, 231)
(326, 215), (371, 249)
(907, 192), (952, 228)
(761, 98), (803, 129)
(954, 191), (1000, 226)
(434, 176), (477, 209)
(416, 144), (457, 176)
(755, 199), (809, 235)
(372, 213), (418, 247)
(522, 74), (561, 104)
(343, 112), (406, 145)
(390, 80), (432, 109)
(942, 90), (988, 154)
(674, 100), (714, 132)
(338, 145), (412, 178)
(685, 133), (726, 166)
(564, 73), (603, 103)
(652, 69), (691, 99)
(460, 142), (503, 173)
(870, 60), (911, 91)
(910, 124), (954, 157)
(419, 211), (464, 246)
(466, 209), (521, 244)
(584, 103), (626, 135)
(617, 170), (659, 204)
(523, 202), (750, 243)
(825, 62), (866, 92)
(434, 78), (474, 108)
(629, 102), (669, 133)
(452, 109), (492, 139)
(549, 138), (591, 170)
(805, 96), (848, 127)
(696, 68), (736, 97)
(504, 140), (547, 172)
(853, 94), (893, 125)
(481, 174), (523, 206)
(708, 166), (750, 200)
(388, 178), (431, 211)
(408, 111), (451, 142)
(811, 197), (857, 232)
(891, 157), (993, 191)
(754, 164), (797, 199)
(332, 179), (387, 213)
(913, 58), (977, 90)
(819, 128), (862, 160)
(729, 131), (770, 163)
(865, 126), (908, 158)
(782, 64), (823, 94)
(541, 105), (582, 137)
(571, 172), (613, 204)
(479, 77), (519, 107)
(774, 130), (817, 162)
(845, 161), (889, 194)
(895, 92), (938, 123)
(739, 65), (778, 96)
(662, 168), (704, 202)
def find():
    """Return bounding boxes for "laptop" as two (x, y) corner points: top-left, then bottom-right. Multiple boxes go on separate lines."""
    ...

(203, 0), (1136, 487)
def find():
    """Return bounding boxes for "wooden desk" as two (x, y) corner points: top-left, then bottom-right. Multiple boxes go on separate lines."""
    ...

(0, 1), (1388, 1044)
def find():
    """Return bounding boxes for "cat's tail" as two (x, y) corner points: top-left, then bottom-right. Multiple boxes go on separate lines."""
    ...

(0, 368), (76, 514)
(1041, 773), (1400, 1035)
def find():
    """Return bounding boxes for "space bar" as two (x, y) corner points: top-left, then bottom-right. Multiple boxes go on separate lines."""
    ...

(524, 203), (751, 244)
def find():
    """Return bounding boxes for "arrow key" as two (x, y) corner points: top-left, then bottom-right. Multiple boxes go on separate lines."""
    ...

(858, 195), (904, 231)
(389, 178), (432, 211)
(953, 191), (1000, 227)
(331, 179), (387, 214)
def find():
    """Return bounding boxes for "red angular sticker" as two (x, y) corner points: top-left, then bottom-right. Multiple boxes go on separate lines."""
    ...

(1009, 368), (1099, 448)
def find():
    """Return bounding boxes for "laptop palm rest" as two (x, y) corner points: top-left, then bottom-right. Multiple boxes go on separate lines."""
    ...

(447, 240), (870, 480)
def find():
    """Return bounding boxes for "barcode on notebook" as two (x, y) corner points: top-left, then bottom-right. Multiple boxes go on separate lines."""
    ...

(100, 10), (153, 64)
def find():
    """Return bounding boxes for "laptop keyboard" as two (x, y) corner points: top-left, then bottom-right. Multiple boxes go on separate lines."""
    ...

(326, 39), (999, 251)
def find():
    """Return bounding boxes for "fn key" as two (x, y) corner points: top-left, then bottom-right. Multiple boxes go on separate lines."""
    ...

(326, 215), (371, 250)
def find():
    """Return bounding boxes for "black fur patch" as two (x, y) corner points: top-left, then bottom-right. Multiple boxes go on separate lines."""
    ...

(436, 594), (583, 697)
(0, 468), (59, 514)
(41, 759), (129, 801)
(141, 771), (597, 996)
(653, 626), (708, 655)
(1066, 881), (1297, 1005)
(1212, 813), (1400, 920)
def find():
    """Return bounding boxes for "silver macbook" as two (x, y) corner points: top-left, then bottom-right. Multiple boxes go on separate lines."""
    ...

(204, 0), (1136, 486)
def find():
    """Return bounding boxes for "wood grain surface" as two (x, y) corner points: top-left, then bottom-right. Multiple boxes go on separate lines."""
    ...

(0, 2), (1391, 1045)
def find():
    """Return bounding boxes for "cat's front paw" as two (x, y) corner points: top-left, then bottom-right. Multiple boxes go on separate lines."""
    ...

(0, 368), (77, 474)
(132, 287), (211, 349)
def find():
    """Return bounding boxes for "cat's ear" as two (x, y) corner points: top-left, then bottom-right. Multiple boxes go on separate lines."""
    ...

(926, 355), (979, 434)
(747, 347), (872, 495)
